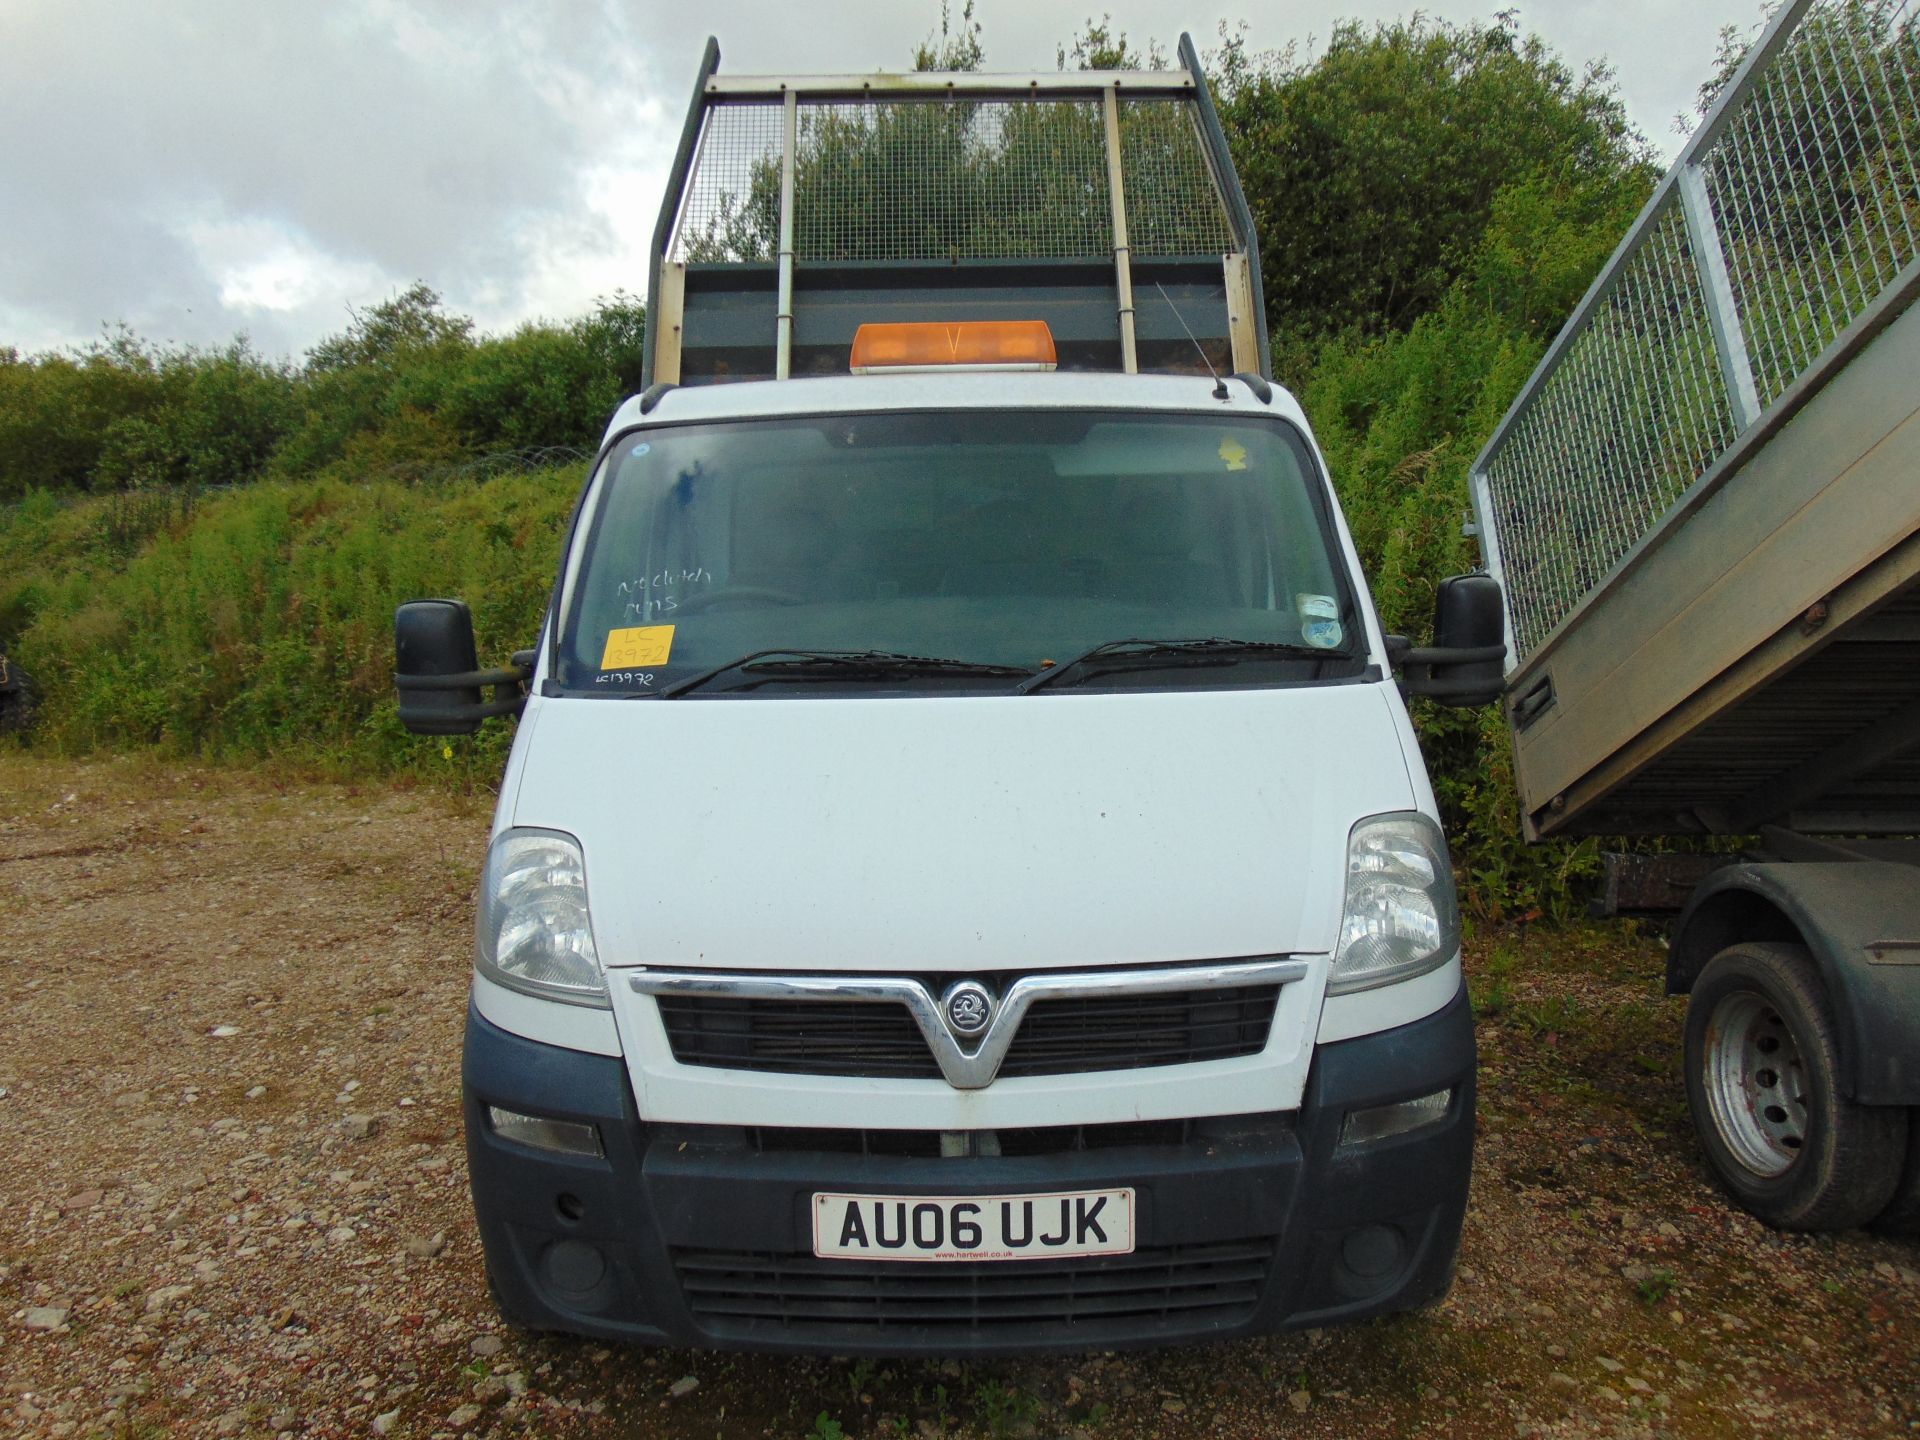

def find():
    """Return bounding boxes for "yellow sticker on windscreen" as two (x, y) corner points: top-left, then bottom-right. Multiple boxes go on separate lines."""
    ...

(1219, 437), (1248, 471)
(600, 624), (675, 669)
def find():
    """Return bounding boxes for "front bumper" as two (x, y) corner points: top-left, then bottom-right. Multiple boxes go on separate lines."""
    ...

(463, 985), (1475, 1355)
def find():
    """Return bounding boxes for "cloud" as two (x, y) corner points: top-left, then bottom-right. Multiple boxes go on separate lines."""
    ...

(0, 0), (675, 356)
(1, 0), (1755, 360)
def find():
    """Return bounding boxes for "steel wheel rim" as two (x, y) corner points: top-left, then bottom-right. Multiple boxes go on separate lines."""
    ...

(1704, 990), (1807, 1177)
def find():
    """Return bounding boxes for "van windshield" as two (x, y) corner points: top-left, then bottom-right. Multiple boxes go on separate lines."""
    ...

(554, 409), (1367, 695)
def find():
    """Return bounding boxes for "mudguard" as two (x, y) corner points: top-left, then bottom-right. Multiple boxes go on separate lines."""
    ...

(1668, 862), (1920, 1105)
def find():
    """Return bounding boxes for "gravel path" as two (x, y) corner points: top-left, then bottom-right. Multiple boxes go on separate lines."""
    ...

(1, 754), (1915, 1439)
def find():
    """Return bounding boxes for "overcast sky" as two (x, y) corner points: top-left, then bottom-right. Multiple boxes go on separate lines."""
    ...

(1, 0), (1768, 363)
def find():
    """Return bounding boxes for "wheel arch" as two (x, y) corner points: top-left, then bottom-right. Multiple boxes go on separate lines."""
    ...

(1670, 862), (1920, 1105)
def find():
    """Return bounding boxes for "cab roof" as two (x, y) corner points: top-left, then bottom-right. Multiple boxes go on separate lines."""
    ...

(605, 370), (1310, 443)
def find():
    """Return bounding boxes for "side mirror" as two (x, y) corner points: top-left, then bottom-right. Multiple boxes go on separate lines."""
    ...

(1387, 573), (1507, 708)
(393, 599), (531, 735)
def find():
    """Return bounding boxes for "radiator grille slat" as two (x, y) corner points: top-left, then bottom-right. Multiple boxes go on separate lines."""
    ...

(739, 1117), (1213, 1158)
(654, 982), (1280, 1080)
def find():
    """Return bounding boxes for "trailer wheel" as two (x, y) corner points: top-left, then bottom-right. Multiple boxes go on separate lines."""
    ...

(1870, 1108), (1920, 1236)
(1684, 942), (1905, 1230)
(0, 666), (34, 735)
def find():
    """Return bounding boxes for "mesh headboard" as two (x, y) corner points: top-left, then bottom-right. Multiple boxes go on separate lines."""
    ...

(645, 37), (1268, 386)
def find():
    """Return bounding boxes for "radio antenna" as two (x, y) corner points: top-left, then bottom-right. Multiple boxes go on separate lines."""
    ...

(1155, 281), (1230, 401)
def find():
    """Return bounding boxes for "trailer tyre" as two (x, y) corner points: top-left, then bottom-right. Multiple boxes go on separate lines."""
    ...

(1869, 1108), (1920, 1236)
(0, 666), (35, 736)
(1684, 943), (1905, 1231)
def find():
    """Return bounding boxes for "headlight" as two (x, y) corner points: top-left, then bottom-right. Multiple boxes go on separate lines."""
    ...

(476, 829), (607, 1007)
(1328, 813), (1459, 995)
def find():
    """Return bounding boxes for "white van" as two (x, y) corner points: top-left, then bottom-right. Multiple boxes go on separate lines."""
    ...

(394, 41), (1505, 1354)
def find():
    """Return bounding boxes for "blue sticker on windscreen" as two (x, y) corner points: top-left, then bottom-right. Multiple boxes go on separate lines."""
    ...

(1296, 593), (1344, 649)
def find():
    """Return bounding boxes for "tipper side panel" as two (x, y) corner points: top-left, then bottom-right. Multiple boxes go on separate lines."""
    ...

(1469, 0), (1920, 840)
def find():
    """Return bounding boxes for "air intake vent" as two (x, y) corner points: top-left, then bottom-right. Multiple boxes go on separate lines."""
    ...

(674, 1239), (1273, 1343)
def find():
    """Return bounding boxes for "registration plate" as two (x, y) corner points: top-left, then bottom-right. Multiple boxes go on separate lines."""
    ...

(812, 1188), (1135, 1262)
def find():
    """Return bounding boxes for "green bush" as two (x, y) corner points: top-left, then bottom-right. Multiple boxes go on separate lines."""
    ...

(272, 286), (646, 478)
(4, 469), (578, 780)
(1, 287), (644, 497)
(1216, 12), (1654, 349)
(407, 316), (627, 454)
(0, 334), (168, 498)
(0, 332), (300, 500)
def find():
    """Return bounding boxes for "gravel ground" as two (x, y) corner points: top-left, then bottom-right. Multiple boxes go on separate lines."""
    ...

(1, 753), (1916, 1440)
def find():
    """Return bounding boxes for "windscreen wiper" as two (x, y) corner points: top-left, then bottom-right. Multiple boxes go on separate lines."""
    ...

(1013, 637), (1348, 694)
(661, 649), (1033, 698)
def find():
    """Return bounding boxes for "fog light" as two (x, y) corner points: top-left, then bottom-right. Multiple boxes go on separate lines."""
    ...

(1340, 1223), (1406, 1280)
(543, 1238), (609, 1298)
(487, 1105), (603, 1158)
(1339, 1088), (1452, 1149)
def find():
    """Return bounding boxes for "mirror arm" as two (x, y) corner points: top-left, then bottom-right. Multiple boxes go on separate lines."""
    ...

(1390, 639), (1508, 706)
(394, 666), (526, 692)
(1394, 641), (1507, 669)
(393, 651), (535, 726)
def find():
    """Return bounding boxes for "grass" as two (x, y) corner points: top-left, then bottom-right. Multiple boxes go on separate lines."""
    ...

(1469, 939), (1520, 1016)
(1634, 1267), (1678, 1306)
(1, 468), (577, 784)
(1513, 992), (1585, 1037)
(971, 1379), (1042, 1438)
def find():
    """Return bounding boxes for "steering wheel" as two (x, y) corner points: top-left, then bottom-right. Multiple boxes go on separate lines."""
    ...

(671, 586), (806, 615)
